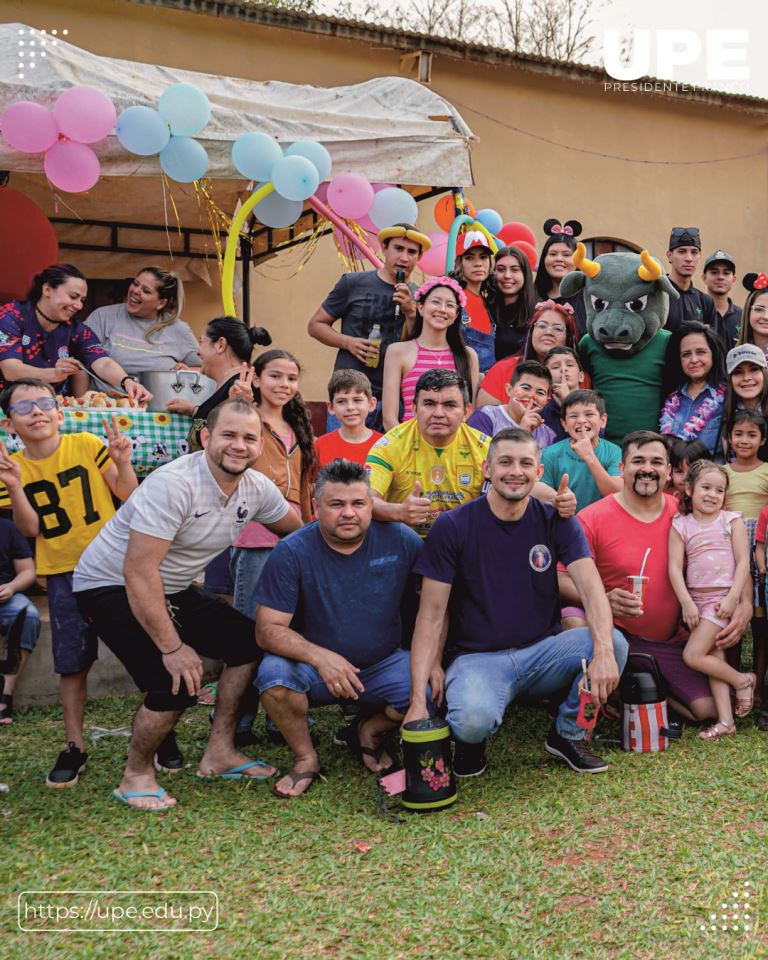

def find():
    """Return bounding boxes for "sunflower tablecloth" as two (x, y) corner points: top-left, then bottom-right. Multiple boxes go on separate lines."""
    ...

(0, 409), (191, 476)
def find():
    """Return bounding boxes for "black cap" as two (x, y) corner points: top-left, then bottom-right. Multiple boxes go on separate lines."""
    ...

(669, 227), (701, 251)
(703, 249), (735, 272)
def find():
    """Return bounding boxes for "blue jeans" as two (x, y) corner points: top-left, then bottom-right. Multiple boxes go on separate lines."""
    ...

(0, 592), (41, 657)
(257, 648), (424, 716)
(462, 325), (496, 374)
(230, 547), (272, 618)
(445, 627), (628, 743)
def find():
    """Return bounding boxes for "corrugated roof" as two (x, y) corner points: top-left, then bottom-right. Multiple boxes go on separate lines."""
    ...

(128, 0), (768, 111)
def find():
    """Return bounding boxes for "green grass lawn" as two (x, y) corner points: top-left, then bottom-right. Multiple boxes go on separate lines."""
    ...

(3, 695), (768, 960)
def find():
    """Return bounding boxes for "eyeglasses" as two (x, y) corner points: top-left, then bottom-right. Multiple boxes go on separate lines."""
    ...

(533, 321), (567, 335)
(670, 227), (700, 239)
(425, 298), (459, 313)
(8, 397), (58, 415)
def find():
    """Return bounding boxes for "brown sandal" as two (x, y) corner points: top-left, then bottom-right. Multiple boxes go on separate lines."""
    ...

(698, 720), (736, 740)
(735, 673), (757, 718)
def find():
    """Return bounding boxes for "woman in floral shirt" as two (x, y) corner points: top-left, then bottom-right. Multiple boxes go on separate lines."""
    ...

(660, 321), (727, 458)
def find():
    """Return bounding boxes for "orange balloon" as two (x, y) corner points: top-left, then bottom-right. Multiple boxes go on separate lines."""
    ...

(434, 194), (476, 231)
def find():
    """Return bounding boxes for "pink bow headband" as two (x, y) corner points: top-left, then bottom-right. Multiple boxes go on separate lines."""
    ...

(534, 299), (574, 316)
(550, 224), (574, 236)
(414, 276), (468, 310)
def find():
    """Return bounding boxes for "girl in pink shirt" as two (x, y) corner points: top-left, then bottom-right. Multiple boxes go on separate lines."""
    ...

(668, 461), (755, 739)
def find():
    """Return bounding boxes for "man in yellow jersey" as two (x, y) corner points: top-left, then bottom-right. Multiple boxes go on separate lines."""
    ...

(366, 369), (576, 537)
(0, 378), (137, 788)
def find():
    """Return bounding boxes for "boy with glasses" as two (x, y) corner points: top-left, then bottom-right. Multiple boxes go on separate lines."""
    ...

(0, 378), (138, 787)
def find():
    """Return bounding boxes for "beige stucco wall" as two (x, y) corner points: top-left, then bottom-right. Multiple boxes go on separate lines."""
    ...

(6, 0), (767, 399)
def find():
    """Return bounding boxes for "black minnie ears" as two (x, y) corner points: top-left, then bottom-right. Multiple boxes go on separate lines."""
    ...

(743, 273), (768, 292)
(543, 218), (582, 239)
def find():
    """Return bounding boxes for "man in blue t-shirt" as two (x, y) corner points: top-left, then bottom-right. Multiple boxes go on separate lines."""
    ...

(404, 426), (628, 777)
(255, 458), (428, 798)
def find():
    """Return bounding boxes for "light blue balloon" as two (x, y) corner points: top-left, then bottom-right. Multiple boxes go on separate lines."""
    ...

(254, 190), (303, 228)
(271, 155), (319, 202)
(285, 140), (332, 182)
(115, 106), (170, 156)
(159, 136), (209, 183)
(369, 187), (418, 230)
(476, 208), (503, 235)
(158, 83), (211, 137)
(232, 132), (283, 182)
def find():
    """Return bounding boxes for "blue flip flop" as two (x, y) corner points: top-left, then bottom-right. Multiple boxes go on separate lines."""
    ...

(196, 760), (277, 781)
(112, 787), (174, 811)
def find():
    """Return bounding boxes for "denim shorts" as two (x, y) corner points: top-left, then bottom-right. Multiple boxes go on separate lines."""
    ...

(257, 648), (416, 715)
(48, 572), (98, 676)
(0, 592), (41, 655)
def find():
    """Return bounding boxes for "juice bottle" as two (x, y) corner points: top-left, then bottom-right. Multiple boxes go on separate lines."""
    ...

(365, 323), (382, 369)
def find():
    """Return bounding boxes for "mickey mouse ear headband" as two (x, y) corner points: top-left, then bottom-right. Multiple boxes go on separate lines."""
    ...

(543, 218), (583, 239)
(743, 272), (768, 292)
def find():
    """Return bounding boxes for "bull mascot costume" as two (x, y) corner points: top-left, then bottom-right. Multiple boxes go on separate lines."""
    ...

(562, 243), (680, 444)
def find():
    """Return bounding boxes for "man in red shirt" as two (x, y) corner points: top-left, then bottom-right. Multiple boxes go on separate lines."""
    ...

(559, 430), (751, 722)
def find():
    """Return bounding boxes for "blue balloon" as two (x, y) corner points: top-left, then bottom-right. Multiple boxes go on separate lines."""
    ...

(285, 140), (332, 182)
(369, 187), (418, 230)
(160, 136), (209, 183)
(271, 155), (319, 202)
(476, 208), (503, 235)
(158, 83), (211, 137)
(254, 190), (303, 228)
(232, 132), (283, 182)
(115, 106), (170, 156)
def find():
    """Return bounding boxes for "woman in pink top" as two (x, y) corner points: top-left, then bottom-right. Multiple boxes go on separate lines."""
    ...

(381, 277), (479, 431)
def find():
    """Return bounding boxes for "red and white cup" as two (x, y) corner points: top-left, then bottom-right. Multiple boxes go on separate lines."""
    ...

(626, 575), (649, 605)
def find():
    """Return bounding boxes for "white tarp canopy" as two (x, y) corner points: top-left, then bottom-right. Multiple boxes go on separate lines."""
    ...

(0, 22), (475, 186)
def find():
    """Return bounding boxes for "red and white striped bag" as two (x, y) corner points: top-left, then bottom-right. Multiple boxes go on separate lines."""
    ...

(623, 701), (669, 753)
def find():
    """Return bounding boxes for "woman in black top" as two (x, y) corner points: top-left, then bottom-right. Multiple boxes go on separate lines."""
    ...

(534, 219), (588, 337)
(487, 246), (537, 361)
(166, 315), (271, 449)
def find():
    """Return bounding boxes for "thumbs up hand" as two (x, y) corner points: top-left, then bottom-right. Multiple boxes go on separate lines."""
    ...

(399, 479), (432, 527)
(553, 472), (577, 518)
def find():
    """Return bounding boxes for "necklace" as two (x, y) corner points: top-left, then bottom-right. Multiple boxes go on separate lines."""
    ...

(416, 340), (452, 366)
(35, 304), (59, 326)
(660, 382), (726, 440)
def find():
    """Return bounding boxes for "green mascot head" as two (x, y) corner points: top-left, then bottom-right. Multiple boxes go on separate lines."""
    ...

(561, 244), (679, 354)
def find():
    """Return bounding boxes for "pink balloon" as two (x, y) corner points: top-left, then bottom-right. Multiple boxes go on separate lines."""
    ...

(53, 86), (116, 144)
(418, 232), (450, 276)
(327, 172), (374, 220)
(1, 102), (59, 154)
(44, 141), (101, 193)
(314, 181), (329, 205)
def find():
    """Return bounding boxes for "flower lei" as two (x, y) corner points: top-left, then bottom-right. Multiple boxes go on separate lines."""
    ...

(660, 383), (726, 439)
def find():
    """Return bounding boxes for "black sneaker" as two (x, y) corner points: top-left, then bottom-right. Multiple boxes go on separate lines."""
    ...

(757, 709), (768, 732)
(453, 739), (487, 778)
(153, 731), (184, 773)
(663, 709), (684, 740)
(46, 742), (88, 788)
(333, 718), (359, 748)
(545, 727), (608, 774)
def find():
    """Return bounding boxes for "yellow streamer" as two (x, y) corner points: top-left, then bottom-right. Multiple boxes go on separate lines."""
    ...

(221, 182), (276, 317)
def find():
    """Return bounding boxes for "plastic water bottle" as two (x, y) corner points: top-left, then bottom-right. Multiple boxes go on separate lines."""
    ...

(365, 323), (382, 369)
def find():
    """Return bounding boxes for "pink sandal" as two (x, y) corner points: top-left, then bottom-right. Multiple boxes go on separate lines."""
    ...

(698, 720), (736, 740)
(735, 674), (757, 719)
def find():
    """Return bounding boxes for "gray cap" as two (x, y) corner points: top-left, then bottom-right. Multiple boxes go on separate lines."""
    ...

(703, 249), (736, 272)
(726, 343), (767, 375)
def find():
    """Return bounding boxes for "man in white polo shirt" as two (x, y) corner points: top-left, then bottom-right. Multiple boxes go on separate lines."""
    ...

(74, 398), (301, 810)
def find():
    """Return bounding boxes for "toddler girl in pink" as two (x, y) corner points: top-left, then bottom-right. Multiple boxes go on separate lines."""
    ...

(668, 461), (755, 739)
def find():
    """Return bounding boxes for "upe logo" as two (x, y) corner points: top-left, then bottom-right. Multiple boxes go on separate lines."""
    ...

(603, 29), (749, 83)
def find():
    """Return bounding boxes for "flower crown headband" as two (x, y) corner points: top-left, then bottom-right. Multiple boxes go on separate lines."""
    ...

(533, 299), (574, 317)
(414, 276), (468, 310)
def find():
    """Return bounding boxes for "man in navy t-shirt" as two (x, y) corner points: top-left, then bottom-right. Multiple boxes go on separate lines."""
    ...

(256, 458), (428, 798)
(405, 426), (628, 777)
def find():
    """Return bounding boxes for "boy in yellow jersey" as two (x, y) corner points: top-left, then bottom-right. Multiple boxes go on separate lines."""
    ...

(0, 379), (137, 787)
(367, 369), (490, 538)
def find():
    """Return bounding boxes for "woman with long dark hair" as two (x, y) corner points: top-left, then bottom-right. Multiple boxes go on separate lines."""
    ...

(486, 245), (537, 361)
(534, 219), (588, 336)
(659, 321), (727, 457)
(381, 276), (479, 431)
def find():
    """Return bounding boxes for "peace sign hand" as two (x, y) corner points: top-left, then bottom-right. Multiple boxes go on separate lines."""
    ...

(102, 415), (132, 465)
(0, 440), (22, 490)
(228, 362), (256, 403)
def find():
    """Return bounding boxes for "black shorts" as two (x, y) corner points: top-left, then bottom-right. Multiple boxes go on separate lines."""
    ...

(76, 585), (259, 711)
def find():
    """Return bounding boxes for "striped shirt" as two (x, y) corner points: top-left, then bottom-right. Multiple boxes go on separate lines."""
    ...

(401, 342), (456, 421)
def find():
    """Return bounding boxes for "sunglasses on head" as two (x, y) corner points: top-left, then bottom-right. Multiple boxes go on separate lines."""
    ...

(8, 397), (58, 415)
(670, 227), (700, 239)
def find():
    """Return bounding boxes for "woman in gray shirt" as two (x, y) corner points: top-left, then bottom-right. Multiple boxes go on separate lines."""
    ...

(86, 267), (201, 376)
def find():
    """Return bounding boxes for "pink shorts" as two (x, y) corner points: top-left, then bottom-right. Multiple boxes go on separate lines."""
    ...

(690, 587), (730, 630)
